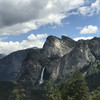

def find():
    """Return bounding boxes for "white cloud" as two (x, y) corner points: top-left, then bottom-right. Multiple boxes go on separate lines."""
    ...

(0, 34), (48, 55)
(78, 0), (100, 16)
(27, 34), (48, 41)
(0, 20), (38, 35)
(91, 0), (100, 14)
(80, 25), (98, 34)
(0, 0), (85, 35)
(74, 37), (94, 41)
(0, 0), (99, 35)
(78, 6), (93, 16)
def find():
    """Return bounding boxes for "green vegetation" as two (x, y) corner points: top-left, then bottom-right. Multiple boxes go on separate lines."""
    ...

(7, 70), (92, 100)
(61, 70), (90, 100)
(9, 87), (26, 100)
(1, 61), (100, 100)
(86, 60), (100, 76)
(81, 60), (100, 90)
(43, 81), (62, 100)
(0, 81), (16, 100)
(92, 87), (100, 100)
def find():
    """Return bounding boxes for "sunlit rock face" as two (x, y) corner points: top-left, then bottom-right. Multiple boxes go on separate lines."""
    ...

(42, 35), (76, 57)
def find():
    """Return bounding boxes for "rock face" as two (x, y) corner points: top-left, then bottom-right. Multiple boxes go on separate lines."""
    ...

(19, 49), (61, 84)
(0, 35), (100, 85)
(19, 36), (99, 85)
(42, 35), (76, 57)
(59, 40), (95, 77)
(19, 49), (47, 84)
(0, 48), (34, 81)
(19, 35), (77, 84)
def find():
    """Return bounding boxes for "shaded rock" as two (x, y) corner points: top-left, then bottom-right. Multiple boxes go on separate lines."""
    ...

(45, 58), (61, 81)
(59, 40), (95, 77)
(88, 37), (100, 59)
(18, 49), (49, 84)
(0, 48), (34, 81)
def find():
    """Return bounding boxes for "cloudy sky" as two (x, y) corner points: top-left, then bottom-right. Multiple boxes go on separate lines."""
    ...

(0, 0), (100, 54)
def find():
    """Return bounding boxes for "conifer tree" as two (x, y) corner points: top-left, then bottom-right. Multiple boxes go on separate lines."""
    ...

(92, 87), (100, 100)
(43, 81), (62, 100)
(62, 69), (90, 100)
(8, 87), (26, 100)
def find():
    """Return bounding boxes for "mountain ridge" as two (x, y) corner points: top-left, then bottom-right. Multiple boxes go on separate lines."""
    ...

(0, 35), (100, 85)
(18, 35), (100, 86)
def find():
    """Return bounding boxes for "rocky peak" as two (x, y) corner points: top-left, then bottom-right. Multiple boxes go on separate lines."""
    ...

(42, 35), (76, 57)
(45, 35), (61, 42)
(61, 35), (76, 48)
(45, 35), (61, 49)
(72, 40), (95, 62)
(77, 40), (89, 53)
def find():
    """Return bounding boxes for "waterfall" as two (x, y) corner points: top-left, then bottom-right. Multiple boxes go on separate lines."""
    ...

(39, 67), (45, 85)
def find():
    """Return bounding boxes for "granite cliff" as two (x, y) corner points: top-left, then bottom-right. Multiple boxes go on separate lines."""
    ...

(42, 35), (76, 57)
(19, 36), (100, 85)
(0, 35), (100, 84)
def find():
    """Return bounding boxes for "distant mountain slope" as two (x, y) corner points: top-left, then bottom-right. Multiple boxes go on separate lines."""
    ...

(0, 48), (39, 81)
(0, 54), (6, 60)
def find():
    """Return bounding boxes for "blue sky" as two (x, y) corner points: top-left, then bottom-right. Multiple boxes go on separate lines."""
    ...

(0, 0), (100, 54)
(3, 13), (100, 42)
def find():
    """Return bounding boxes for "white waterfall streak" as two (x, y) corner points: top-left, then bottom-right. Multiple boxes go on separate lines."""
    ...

(39, 67), (45, 85)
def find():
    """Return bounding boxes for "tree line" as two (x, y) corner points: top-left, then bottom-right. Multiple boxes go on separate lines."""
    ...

(8, 69), (100, 100)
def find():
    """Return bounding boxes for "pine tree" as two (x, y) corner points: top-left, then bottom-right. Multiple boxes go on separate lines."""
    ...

(92, 87), (100, 100)
(8, 87), (26, 100)
(43, 81), (62, 100)
(62, 69), (90, 100)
